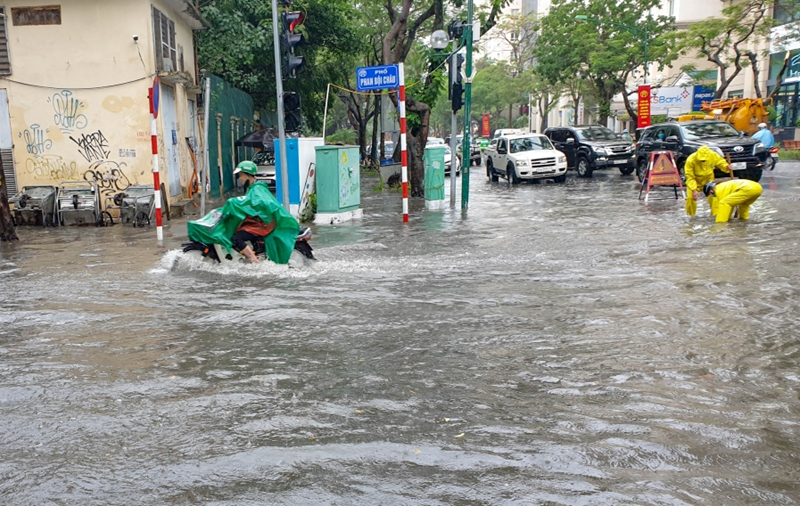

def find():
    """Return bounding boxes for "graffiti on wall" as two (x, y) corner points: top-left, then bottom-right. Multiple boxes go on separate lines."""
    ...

(70, 130), (110, 162)
(83, 160), (132, 198)
(48, 90), (88, 133)
(25, 155), (79, 181)
(19, 124), (53, 157)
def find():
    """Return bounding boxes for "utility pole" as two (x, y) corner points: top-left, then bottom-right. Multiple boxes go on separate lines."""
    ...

(272, 0), (290, 210)
(461, 0), (474, 211)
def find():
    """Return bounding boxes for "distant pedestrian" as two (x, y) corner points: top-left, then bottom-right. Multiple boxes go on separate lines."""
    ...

(703, 180), (763, 223)
(751, 123), (775, 148)
(684, 146), (731, 217)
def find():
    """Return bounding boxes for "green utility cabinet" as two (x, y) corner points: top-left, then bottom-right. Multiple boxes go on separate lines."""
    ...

(314, 145), (363, 224)
(423, 145), (445, 209)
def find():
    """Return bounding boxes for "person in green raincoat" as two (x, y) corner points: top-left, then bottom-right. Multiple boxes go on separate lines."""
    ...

(684, 146), (730, 217)
(187, 161), (299, 264)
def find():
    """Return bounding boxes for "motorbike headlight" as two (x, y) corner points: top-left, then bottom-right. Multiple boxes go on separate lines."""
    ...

(594, 147), (607, 155)
(754, 142), (765, 154)
(558, 155), (566, 163)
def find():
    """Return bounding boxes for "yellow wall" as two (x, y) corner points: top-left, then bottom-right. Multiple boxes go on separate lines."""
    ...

(0, 0), (199, 205)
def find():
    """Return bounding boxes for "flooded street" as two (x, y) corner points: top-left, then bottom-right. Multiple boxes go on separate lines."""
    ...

(2, 164), (800, 505)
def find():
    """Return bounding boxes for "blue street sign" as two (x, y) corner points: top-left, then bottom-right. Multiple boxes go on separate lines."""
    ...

(356, 65), (399, 92)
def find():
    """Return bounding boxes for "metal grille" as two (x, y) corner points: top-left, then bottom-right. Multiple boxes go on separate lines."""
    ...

(530, 157), (555, 168)
(610, 145), (629, 153)
(719, 145), (751, 162)
(1, 148), (16, 195)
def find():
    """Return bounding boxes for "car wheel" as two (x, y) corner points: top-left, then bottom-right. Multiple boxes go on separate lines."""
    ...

(636, 158), (649, 183)
(487, 159), (498, 182)
(507, 163), (520, 184)
(745, 167), (763, 183)
(576, 157), (593, 178)
(619, 164), (635, 176)
(765, 156), (775, 171)
(553, 174), (567, 183)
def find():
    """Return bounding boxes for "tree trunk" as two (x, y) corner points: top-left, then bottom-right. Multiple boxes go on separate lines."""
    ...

(538, 95), (549, 131)
(768, 51), (792, 102)
(747, 51), (762, 99)
(406, 96), (431, 198)
(0, 159), (18, 242)
(508, 103), (513, 127)
(371, 92), (380, 167)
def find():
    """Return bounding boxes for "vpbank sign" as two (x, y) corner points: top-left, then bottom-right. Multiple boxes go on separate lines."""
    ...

(649, 85), (717, 115)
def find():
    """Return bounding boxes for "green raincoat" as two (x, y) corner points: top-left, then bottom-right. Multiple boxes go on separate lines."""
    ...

(187, 181), (299, 264)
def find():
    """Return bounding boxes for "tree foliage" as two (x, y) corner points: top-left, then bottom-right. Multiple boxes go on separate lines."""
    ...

(534, 0), (677, 124)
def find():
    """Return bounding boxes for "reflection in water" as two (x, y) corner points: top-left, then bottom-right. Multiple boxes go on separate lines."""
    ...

(1, 168), (800, 505)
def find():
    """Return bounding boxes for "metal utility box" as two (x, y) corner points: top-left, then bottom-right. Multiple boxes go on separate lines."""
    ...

(8, 186), (57, 226)
(273, 137), (325, 217)
(313, 145), (362, 224)
(57, 181), (100, 226)
(423, 146), (445, 209)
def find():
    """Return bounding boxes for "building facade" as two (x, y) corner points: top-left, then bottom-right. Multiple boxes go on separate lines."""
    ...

(0, 0), (204, 207)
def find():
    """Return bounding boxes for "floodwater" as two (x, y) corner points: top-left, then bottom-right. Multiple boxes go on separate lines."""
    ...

(2, 164), (799, 505)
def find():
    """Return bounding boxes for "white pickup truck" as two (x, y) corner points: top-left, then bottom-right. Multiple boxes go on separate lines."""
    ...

(485, 134), (568, 184)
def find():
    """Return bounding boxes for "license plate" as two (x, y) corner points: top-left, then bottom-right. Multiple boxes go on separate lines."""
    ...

(614, 159), (628, 165)
(731, 162), (746, 171)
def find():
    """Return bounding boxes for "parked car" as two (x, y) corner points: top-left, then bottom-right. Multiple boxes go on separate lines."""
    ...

(457, 137), (482, 166)
(634, 121), (767, 183)
(543, 125), (636, 177)
(251, 150), (276, 190)
(484, 134), (568, 184)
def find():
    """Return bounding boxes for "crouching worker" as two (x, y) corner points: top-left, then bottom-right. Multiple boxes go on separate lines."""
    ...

(703, 180), (763, 223)
(684, 146), (730, 217)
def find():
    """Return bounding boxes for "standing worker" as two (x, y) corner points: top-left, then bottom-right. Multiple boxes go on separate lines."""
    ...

(751, 123), (775, 148)
(703, 180), (763, 223)
(684, 146), (730, 217)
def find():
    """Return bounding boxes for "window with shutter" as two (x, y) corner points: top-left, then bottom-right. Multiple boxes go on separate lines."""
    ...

(152, 6), (177, 72)
(0, 7), (10, 75)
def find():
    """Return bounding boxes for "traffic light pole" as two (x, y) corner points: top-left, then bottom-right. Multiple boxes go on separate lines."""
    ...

(461, 0), (474, 211)
(272, 0), (290, 210)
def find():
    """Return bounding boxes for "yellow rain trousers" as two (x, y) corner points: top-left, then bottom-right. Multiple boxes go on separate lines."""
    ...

(683, 146), (729, 216)
(712, 179), (763, 223)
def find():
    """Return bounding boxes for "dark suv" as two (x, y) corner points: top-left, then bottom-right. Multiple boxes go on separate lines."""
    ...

(634, 121), (766, 182)
(544, 125), (635, 177)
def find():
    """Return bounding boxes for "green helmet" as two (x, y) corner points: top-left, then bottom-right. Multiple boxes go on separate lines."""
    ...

(234, 161), (258, 176)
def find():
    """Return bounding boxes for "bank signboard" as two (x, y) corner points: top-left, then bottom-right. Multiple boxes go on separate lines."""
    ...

(647, 85), (717, 115)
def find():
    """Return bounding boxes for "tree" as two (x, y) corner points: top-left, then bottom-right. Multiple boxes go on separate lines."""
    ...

(677, 0), (777, 99)
(534, 0), (677, 125)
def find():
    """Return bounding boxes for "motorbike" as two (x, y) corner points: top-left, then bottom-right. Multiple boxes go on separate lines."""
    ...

(181, 207), (315, 266)
(766, 146), (778, 171)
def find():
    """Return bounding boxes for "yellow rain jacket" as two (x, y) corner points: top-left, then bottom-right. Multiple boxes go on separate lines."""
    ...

(711, 179), (763, 223)
(684, 146), (730, 216)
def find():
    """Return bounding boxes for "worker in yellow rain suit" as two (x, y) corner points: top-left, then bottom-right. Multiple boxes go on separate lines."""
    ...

(703, 180), (763, 223)
(683, 146), (730, 216)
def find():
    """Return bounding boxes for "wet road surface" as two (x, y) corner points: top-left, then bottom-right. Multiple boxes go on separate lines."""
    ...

(2, 163), (800, 505)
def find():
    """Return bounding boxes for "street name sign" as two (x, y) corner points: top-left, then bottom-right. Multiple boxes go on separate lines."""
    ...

(356, 65), (399, 92)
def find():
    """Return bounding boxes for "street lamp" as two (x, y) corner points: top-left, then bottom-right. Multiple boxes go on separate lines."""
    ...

(575, 14), (649, 84)
(430, 29), (449, 50)
(430, 29), (460, 206)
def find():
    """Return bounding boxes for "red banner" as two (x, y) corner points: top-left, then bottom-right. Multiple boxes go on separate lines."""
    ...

(637, 85), (651, 129)
(481, 114), (490, 137)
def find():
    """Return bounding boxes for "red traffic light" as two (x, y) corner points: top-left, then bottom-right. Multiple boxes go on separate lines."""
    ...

(282, 11), (304, 32)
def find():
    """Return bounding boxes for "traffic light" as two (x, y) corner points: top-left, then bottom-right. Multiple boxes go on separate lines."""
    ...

(281, 10), (305, 78)
(449, 54), (465, 112)
(283, 92), (301, 132)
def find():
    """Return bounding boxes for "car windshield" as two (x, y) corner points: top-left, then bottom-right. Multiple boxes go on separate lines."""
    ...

(681, 121), (740, 140)
(251, 151), (274, 165)
(576, 127), (617, 141)
(509, 137), (553, 153)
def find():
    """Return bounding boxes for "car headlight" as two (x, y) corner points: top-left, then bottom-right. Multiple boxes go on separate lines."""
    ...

(557, 155), (566, 163)
(594, 147), (607, 155)
(515, 160), (528, 167)
(754, 142), (765, 154)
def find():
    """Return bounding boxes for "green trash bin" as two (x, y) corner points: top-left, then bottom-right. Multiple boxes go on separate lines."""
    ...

(314, 145), (363, 224)
(423, 145), (445, 210)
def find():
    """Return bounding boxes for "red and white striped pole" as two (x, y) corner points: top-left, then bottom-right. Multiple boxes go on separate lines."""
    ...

(149, 80), (164, 242)
(398, 63), (408, 223)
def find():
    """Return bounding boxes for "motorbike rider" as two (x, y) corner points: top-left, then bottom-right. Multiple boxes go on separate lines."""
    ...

(229, 161), (299, 264)
(683, 146), (731, 217)
(752, 123), (775, 149)
(703, 180), (763, 223)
